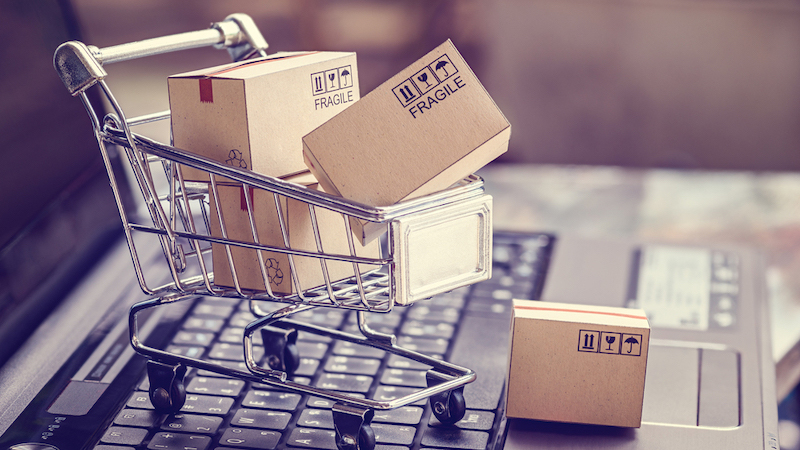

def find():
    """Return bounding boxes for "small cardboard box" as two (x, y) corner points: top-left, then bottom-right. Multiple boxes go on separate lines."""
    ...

(209, 172), (380, 294)
(302, 39), (510, 242)
(169, 51), (359, 182)
(506, 300), (650, 428)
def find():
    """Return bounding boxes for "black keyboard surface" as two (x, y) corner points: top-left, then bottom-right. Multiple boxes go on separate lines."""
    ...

(22, 231), (554, 450)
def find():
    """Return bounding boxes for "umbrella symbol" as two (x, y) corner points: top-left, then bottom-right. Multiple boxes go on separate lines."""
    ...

(435, 60), (451, 76)
(341, 69), (350, 86)
(624, 336), (639, 353)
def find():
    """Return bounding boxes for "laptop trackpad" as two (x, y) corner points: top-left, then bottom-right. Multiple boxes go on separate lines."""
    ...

(642, 345), (739, 427)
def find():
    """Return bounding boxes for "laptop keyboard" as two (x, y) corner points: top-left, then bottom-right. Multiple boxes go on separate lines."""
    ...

(99, 231), (554, 450)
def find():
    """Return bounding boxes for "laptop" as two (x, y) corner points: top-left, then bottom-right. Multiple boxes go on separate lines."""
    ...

(0, 3), (781, 450)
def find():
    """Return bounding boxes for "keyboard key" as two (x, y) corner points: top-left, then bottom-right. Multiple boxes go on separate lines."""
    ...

(180, 394), (235, 415)
(113, 408), (159, 428)
(193, 302), (235, 318)
(208, 343), (263, 361)
(286, 427), (337, 450)
(346, 311), (402, 329)
(387, 354), (434, 371)
(296, 357), (320, 377)
(372, 423), (416, 445)
(186, 376), (245, 397)
(231, 409), (292, 430)
(126, 392), (234, 415)
(373, 386), (426, 406)
(429, 410), (495, 430)
(165, 345), (205, 359)
(195, 359), (248, 377)
(147, 432), (211, 450)
(316, 373), (373, 393)
(372, 406), (424, 425)
(306, 393), (365, 409)
(219, 327), (261, 345)
(242, 390), (302, 411)
(161, 413), (222, 434)
(396, 336), (449, 355)
(420, 427), (489, 449)
(332, 341), (385, 359)
(183, 316), (225, 333)
(293, 308), (346, 328)
(296, 408), (334, 429)
(172, 331), (215, 347)
(99, 426), (148, 446)
(380, 369), (427, 388)
(448, 314), (511, 410)
(220, 428), (282, 449)
(324, 356), (381, 376)
(298, 341), (330, 360)
(406, 306), (460, 323)
(399, 321), (454, 339)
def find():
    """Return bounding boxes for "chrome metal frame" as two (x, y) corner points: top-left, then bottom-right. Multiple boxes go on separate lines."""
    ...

(54, 12), (490, 437)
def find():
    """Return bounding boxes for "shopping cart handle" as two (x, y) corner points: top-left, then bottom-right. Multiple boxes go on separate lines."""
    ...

(54, 13), (268, 96)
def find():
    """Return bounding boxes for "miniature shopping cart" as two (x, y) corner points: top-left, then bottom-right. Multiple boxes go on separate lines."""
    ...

(54, 14), (492, 450)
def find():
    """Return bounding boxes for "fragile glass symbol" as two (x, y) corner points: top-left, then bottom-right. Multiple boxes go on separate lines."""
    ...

(328, 73), (336, 89)
(605, 335), (616, 351)
(417, 73), (432, 88)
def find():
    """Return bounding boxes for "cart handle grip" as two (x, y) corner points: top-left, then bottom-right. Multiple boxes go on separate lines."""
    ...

(54, 13), (268, 96)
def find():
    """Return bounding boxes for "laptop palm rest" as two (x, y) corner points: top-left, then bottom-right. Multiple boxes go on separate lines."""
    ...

(642, 344), (739, 427)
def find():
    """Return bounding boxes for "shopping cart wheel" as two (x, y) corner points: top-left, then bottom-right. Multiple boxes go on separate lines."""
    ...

(147, 360), (187, 413)
(261, 326), (300, 375)
(427, 371), (466, 425)
(333, 403), (376, 450)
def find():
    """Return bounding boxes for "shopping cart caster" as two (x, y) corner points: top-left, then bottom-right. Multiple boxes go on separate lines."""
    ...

(333, 403), (376, 450)
(147, 360), (187, 413)
(427, 372), (467, 425)
(260, 326), (300, 374)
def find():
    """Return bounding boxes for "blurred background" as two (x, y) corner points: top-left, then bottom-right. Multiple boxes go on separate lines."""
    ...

(5, 0), (800, 249)
(3, 1), (800, 446)
(5, 0), (800, 248)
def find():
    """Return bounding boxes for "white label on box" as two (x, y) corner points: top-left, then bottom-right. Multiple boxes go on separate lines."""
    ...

(635, 246), (711, 331)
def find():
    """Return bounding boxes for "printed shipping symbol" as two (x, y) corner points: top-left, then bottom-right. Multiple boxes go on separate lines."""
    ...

(399, 84), (416, 102)
(624, 336), (639, 353)
(313, 74), (324, 93)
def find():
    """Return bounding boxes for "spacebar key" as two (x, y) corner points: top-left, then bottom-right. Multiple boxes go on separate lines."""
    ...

(448, 315), (510, 410)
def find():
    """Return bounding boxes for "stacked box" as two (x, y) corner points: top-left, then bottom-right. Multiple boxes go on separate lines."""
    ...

(506, 300), (650, 428)
(209, 172), (381, 294)
(302, 39), (510, 244)
(169, 51), (359, 182)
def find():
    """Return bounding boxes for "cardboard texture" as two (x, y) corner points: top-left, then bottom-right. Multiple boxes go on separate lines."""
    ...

(169, 51), (359, 182)
(302, 39), (510, 243)
(506, 300), (650, 428)
(209, 172), (380, 294)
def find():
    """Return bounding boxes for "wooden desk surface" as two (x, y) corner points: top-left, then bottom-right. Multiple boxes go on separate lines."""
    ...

(479, 163), (800, 399)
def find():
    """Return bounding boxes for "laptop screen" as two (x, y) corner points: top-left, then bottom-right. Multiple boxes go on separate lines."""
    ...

(0, 0), (128, 365)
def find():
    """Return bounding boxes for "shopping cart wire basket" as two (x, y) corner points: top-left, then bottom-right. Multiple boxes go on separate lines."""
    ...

(54, 14), (493, 450)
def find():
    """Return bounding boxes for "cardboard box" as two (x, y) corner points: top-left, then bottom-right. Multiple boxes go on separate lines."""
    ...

(302, 40), (510, 241)
(169, 51), (359, 182)
(506, 300), (650, 428)
(209, 172), (380, 294)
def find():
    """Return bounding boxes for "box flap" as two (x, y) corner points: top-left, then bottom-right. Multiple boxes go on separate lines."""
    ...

(513, 299), (650, 329)
(170, 51), (355, 80)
